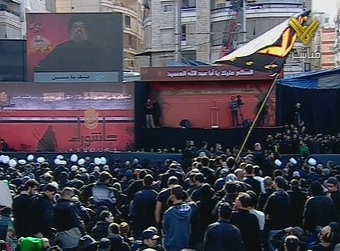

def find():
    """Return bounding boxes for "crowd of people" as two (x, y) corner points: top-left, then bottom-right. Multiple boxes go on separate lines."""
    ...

(1, 124), (340, 251)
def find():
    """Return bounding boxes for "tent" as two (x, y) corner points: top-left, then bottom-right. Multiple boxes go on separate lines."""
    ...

(276, 67), (340, 134)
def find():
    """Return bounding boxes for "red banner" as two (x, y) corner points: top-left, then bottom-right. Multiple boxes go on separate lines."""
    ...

(0, 82), (134, 152)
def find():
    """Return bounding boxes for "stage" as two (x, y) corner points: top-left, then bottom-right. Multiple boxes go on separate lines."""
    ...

(135, 126), (284, 151)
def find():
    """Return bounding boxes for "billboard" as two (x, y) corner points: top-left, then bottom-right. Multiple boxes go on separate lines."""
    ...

(0, 82), (134, 152)
(26, 13), (123, 82)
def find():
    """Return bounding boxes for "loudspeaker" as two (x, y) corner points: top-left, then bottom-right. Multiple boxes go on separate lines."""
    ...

(243, 119), (253, 128)
(180, 119), (192, 128)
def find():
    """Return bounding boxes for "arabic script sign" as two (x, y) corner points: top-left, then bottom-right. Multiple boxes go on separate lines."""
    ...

(167, 69), (254, 78)
(141, 66), (277, 82)
(34, 72), (120, 83)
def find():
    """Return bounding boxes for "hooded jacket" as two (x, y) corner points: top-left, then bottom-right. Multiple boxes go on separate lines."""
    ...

(163, 203), (192, 251)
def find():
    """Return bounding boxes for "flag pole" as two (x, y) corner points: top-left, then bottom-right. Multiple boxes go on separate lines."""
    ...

(235, 72), (280, 163)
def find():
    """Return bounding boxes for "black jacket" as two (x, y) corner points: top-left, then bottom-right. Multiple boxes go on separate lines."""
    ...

(53, 199), (85, 234)
(130, 186), (158, 235)
(204, 219), (244, 251)
(303, 194), (336, 232)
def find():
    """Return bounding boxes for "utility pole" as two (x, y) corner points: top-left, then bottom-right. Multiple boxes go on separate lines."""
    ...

(174, 0), (182, 61)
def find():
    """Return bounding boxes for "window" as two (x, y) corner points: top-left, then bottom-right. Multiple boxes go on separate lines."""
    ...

(182, 0), (196, 8)
(128, 35), (133, 47)
(304, 63), (311, 72)
(163, 4), (173, 13)
(125, 15), (131, 28)
(161, 29), (174, 45)
(181, 50), (196, 60)
(181, 24), (187, 42)
(216, 2), (226, 8)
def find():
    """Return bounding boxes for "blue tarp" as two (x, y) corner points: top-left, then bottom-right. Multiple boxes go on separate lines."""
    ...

(278, 67), (340, 89)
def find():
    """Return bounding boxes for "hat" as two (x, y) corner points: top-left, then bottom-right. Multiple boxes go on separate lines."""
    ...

(78, 158), (85, 166)
(141, 230), (159, 240)
(274, 159), (282, 167)
(78, 235), (97, 250)
(27, 154), (34, 162)
(308, 158), (316, 166)
(18, 159), (27, 165)
(70, 154), (78, 163)
(98, 238), (111, 251)
(292, 226), (304, 239)
(292, 171), (300, 178)
(284, 235), (300, 251)
(289, 158), (297, 165)
(94, 157), (101, 165)
(327, 177), (339, 186)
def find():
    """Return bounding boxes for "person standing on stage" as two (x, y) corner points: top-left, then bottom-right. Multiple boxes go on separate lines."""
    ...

(229, 96), (239, 127)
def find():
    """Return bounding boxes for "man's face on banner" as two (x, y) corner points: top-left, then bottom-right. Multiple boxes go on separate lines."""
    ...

(70, 21), (88, 42)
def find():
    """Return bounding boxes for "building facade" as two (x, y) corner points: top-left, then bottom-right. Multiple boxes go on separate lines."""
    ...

(0, 0), (49, 39)
(56, 0), (144, 71)
(335, 0), (340, 67)
(320, 27), (336, 69)
(141, 0), (306, 69)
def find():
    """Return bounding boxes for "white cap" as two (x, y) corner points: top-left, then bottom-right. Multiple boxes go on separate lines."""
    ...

(100, 157), (107, 165)
(27, 154), (34, 162)
(125, 161), (130, 166)
(18, 159), (27, 165)
(3, 156), (10, 164)
(56, 155), (64, 160)
(9, 159), (17, 168)
(78, 158), (85, 166)
(289, 158), (297, 165)
(308, 158), (316, 166)
(54, 158), (61, 165)
(274, 159), (282, 167)
(0, 155), (4, 163)
(94, 157), (101, 165)
(59, 160), (67, 165)
(79, 167), (87, 173)
(37, 157), (45, 163)
(94, 166), (100, 172)
(70, 154), (78, 162)
(71, 165), (78, 172)
(292, 171), (300, 178)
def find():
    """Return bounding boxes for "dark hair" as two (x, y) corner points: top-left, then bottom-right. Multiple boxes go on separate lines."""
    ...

(218, 202), (232, 220)
(109, 223), (120, 235)
(237, 192), (252, 208)
(24, 179), (39, 191)
(171, 185), (184, 200)
(143, 174), (153, 187)
(167, 176), (179, 186)
(99, 171), (112, 183)
(44, 183), (58, 193)
(99, 210), (112, 221)
(245, 164), (253, 175)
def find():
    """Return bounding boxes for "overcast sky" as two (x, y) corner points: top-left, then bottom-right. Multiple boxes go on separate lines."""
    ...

(312, 0), (336, 24)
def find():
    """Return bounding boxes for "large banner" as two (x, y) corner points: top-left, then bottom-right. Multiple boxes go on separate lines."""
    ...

(26, 13), (123, 82)
(0, 82), (134, 152)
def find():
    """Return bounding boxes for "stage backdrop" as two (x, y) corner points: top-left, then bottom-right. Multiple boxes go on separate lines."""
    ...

(26, 13), (123, 83)
(148, 81), (276, 129)
(0, 82), (134, 152)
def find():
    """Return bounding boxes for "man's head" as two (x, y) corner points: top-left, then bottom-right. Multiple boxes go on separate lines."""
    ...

(326, 177), (339, 193)
(24, 179), (39, 195)
(284, 235), (300, 251)
(61, 187), (74, 200)
(141, 229), (159, 248)
(218, 202), (232, 220)
(69, 17), (88, 42)
(44, 183), (58, 200)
